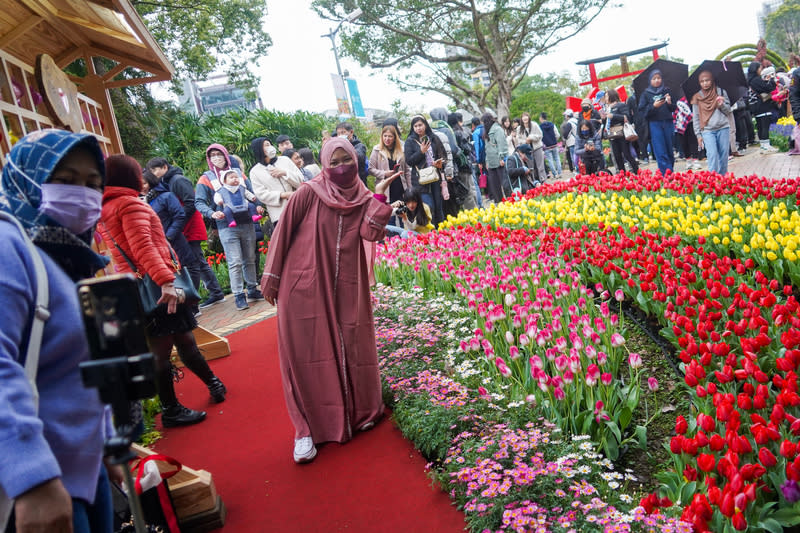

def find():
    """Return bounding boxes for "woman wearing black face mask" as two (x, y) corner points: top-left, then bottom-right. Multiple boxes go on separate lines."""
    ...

(260, 137), (396, 464)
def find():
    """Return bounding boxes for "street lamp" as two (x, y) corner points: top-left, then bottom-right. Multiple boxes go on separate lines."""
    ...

(321, 8), (362, 116)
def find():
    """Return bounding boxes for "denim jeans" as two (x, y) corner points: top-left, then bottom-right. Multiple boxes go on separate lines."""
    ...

(385, 225), (415, 239)
(649, 120), (675, 175)
(701, 127), (730, 175)
(72, 467), (113, 533)
(218, 224), (257, 295)
(544, 147), (562, 176)
(420, 183), (444, 227)
(188, 240), (224, 298)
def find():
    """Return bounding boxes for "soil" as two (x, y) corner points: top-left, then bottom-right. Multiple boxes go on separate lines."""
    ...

(615, 313), (691, 494)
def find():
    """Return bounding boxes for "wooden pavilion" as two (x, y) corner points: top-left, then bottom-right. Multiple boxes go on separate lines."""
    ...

(0, 0), (174, 162)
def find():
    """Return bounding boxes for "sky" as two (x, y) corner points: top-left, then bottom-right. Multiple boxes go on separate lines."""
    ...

(234, 0), (763, 114)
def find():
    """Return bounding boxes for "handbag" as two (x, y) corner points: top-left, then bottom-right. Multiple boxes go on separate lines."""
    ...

(623, 122), (638, 142)
(605, 124), (624, 140)
(478, 169), (487, 188)
(102, 224), (200, 315)
(0, 213), (49, 529)
(440, 179), (450, 200)
(416, 165), (439, 185)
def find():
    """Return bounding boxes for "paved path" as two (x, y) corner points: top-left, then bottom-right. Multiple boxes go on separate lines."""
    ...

(197, 148), (800, 338)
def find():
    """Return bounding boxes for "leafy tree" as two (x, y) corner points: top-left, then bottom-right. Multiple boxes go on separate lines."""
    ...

(513, 72), (581, 98)
(509, 90), (566, 124)
(312, 0), (611, 118)
(131, 0), (272, 93)
(766, 0), (800, 58)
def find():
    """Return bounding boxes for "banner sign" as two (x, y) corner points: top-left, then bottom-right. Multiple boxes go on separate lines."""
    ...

(330, 74), (351, 116)
(346, 78), (365, 117)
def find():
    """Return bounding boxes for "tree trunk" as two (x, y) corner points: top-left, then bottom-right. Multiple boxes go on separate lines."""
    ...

(496, 78), (512, 119)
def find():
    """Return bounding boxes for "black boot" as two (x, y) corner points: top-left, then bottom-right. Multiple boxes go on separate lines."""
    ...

(208, 377), (227, 403)
(161, 403), (206, 428)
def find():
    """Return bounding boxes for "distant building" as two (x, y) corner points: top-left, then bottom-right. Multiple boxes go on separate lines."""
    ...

(179, 76), (263, 116)
(759, 0), (784, 37)
(470, 69), (491, 88)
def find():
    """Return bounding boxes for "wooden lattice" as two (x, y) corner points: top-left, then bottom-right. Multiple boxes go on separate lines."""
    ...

(0, 48), (112, 164)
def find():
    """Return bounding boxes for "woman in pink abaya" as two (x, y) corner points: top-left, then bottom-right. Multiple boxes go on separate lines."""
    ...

(261, 136), (394, 463)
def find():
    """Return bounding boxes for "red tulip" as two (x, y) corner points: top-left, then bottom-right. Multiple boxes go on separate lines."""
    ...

(697, 453), (716, 472)
(781, 440), (797, 459)
(759, 447), (778, 468)
(732, 511), (747, 531)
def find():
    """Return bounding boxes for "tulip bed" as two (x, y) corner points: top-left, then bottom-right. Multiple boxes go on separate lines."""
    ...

(375, 169), (800, 533)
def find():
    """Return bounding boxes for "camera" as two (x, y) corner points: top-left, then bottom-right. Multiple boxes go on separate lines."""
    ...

(77, 274), (156, 406)
(396, 203), (410, 216)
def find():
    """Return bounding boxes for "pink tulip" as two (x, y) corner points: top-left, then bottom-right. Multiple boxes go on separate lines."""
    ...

(555, 355), (568, 372)
(586, 364), (600, 380)
(505, 330), (514, 344)
(648, 377), (659, 391)
(585, 345), (597, 359)
(519, 333), (530, 346)
(629, 352), (643, 369)
(478, 386), (489, 398)
(601, 372), (613, 385)
(525, 394), (537, 406)
(553, 386), (565, 400)
(611, 333), (625, 347)
(597, 351), (608, 365)
(614, 289), (624, 302)
(509, 345), (520, 360)
(529, 355), (543, 370)
(562, 369), (574, 384)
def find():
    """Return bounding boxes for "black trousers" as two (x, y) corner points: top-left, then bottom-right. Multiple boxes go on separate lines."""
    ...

(188, 240), (224, 298)
(610, 138), (639, 173)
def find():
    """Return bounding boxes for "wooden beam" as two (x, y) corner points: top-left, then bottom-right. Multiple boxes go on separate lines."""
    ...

(55, 47), (83, 68)
(88, 45), (169, 78)
(101, 61), (126, 82)
(0, 15), (42, 49)
(50, 9), (146, 48)
(104, 73), (170, 89)
(110, 0), (174, 77)
(17, 0), (90, 47)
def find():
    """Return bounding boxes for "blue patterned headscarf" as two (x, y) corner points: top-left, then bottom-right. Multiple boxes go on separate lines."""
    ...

(1, 128), (108, 279)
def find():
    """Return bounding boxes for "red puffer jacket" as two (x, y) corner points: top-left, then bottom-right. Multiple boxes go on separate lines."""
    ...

(99, 186), (178, 287)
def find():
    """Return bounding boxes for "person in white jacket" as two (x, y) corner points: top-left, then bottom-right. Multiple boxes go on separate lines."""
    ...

(515, 112), (547, 181)
(248, 137), (304, 228)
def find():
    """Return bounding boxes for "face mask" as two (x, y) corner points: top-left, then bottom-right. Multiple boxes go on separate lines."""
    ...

(328, 163), (357, 186)
(582, 106), (591, 112)
(39, 183), (102, 234)
(210, 155), (226, 169)
(265, 146), (277, 160)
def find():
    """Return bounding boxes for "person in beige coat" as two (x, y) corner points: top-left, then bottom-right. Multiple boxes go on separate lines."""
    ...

(248, 137), (304, 228)
(515, 112), (547, 181)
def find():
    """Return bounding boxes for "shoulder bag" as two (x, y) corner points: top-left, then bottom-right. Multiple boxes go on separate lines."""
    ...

(416, 165), (440, 185)
(623, 120), (638, 142)
(605, 123), (625, 140)
(102, 224), (200, 315)
(0, 213), (50, 529)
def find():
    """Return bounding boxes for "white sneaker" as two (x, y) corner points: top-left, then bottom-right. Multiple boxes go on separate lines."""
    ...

(293, 437), (317, 463)
(761, 144), (779, 153)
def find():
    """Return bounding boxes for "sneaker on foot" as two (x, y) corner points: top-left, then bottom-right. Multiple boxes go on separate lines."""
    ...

(293, 436), (317, 463)
(761, 144), (779, 153)
(199, 293), (225, 309)
(247, 288), (264, 301)
(208, 377), (227, 403)
(161, 404), (206, 428)
(234, 293), (249, 310)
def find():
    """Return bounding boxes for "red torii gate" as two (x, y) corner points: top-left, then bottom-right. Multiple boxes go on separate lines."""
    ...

(567, 42), (668, 111)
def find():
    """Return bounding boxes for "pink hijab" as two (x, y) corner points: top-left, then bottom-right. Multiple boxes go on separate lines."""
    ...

(306, 137), (373, 212)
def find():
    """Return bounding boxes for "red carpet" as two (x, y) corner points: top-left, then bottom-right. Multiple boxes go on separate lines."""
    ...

(152, 317), (466, 533)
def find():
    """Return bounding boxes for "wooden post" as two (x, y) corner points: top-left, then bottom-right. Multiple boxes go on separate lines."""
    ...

(80, 73), (123, 154)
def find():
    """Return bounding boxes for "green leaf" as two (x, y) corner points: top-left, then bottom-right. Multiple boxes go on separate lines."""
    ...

(679, 481), (697, 506)
(636, 290), (649, 313)
(771, 503), (800, 526)
(635, 425), (647, 449)
(618, 406), (632, 429)
(603, 436), (619, 461)
(758, 518), (784, 533)
(606, 421), (622, 443)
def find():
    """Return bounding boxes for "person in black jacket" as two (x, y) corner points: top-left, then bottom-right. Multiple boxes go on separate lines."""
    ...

(605, 88), (639, 174)
(335, 122), (369, 184)
(506, 144), (537, 193)
(638, 70), (677, 174)
(748, 62), (779, 152)
(147, 157), (226, 311)
(403, 115), (446, 226)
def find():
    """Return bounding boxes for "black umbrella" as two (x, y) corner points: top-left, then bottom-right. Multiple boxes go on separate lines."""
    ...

(681, 60), (749, 105)
(632, 58), (689, 102)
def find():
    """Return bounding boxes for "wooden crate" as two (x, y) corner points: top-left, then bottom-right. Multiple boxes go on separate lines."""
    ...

(131, 444), (225, 529)
(172, 326), (230, 367)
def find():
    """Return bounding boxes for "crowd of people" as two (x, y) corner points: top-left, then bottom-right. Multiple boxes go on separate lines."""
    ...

(3, 49), (799, 532)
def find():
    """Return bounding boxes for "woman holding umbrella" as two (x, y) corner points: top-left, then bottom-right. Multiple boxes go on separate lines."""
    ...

(638, 70), (677, 175)
(691, 71), (732, 174)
